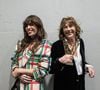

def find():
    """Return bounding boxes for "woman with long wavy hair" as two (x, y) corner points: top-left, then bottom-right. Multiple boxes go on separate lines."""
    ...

(11, 15), (52, 90)
(50, 16), (95, 90)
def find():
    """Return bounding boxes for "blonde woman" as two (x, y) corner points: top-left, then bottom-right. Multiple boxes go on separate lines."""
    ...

(50, 16), (95, 90)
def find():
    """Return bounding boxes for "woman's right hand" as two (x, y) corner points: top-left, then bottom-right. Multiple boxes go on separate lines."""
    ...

(59, 54), (73, 65)
(12, 68), (34, 78)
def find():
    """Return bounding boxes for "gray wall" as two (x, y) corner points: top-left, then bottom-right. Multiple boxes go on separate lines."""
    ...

(0, 0), (100, 90)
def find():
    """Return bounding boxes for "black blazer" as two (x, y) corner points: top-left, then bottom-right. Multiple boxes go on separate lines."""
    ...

(50, 38), (86, 90)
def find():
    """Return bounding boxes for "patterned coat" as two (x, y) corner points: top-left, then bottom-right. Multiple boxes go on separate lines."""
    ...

(11, 39), (52, 90)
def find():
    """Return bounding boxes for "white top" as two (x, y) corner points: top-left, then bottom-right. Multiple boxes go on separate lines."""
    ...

(74, 42), (82, 75)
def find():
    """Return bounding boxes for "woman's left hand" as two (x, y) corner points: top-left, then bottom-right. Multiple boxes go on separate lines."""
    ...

(19, 74), (32, 84)
(87, 66), (95, 78)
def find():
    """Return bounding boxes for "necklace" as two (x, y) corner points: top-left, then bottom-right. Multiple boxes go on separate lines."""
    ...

(63, 39), (79, 55)
(68, 43), (75, 55)
(62, 39), (79, 65)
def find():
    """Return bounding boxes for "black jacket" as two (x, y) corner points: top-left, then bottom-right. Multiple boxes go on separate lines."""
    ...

(50, 38), (86, 90)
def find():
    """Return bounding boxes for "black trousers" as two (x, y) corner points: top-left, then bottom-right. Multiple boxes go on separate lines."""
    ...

(76, 75), (85, 90)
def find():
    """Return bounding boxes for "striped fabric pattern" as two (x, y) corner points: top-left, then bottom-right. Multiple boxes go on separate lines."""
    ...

(11, 39), (52, 90)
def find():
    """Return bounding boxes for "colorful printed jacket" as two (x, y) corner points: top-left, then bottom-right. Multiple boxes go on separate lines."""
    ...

(11, 39), (52, 90)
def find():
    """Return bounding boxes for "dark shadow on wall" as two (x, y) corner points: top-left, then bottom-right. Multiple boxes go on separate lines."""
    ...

(44, 74), (54, 90)
(9, 72), (16, 90)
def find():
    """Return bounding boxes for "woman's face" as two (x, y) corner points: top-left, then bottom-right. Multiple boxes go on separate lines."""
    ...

(63, 22), (76, 39)
(25, 25), (38, 37)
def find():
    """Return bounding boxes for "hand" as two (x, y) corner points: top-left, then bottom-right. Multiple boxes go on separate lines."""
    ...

(87, 66), (95, 78)
(59, 54), (73, 65)
(19, 74), (32, 84)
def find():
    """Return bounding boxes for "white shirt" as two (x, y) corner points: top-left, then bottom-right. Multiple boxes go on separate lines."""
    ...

(74, 43), (83, 75)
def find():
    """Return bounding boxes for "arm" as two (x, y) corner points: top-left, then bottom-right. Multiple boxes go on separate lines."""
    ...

(12, 67), (34, 77)
(32, 40), (52, 81)
(80, 38), (95, 78)
(11, 51), (34, 83)
(11, 51), (19, 77)
(50, 41), (66, 74)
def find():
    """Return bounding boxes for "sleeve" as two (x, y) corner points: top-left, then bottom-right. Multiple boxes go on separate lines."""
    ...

(80, 38), (93, 72)
(11, 40), (21, 71)
(49, 42), (65, 74)
(80, 38), (87, 63)
(33, 40), (52, 81)
(11, 51), (19, 71)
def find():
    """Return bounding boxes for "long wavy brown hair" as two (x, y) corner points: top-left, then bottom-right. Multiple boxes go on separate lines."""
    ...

(17, 15), (46, 53)
(59, 16), (82, 41)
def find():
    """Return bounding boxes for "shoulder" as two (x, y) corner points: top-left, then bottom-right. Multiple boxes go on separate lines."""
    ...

(53, 39), (62, 45)
(52, 40), (63, 48)
(79, 38), (85, 51)
(80, 38), (84, 43)
(42, 39), (52, 47)
(79, 38), (85, 46)
(15, 40), (22, 51)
